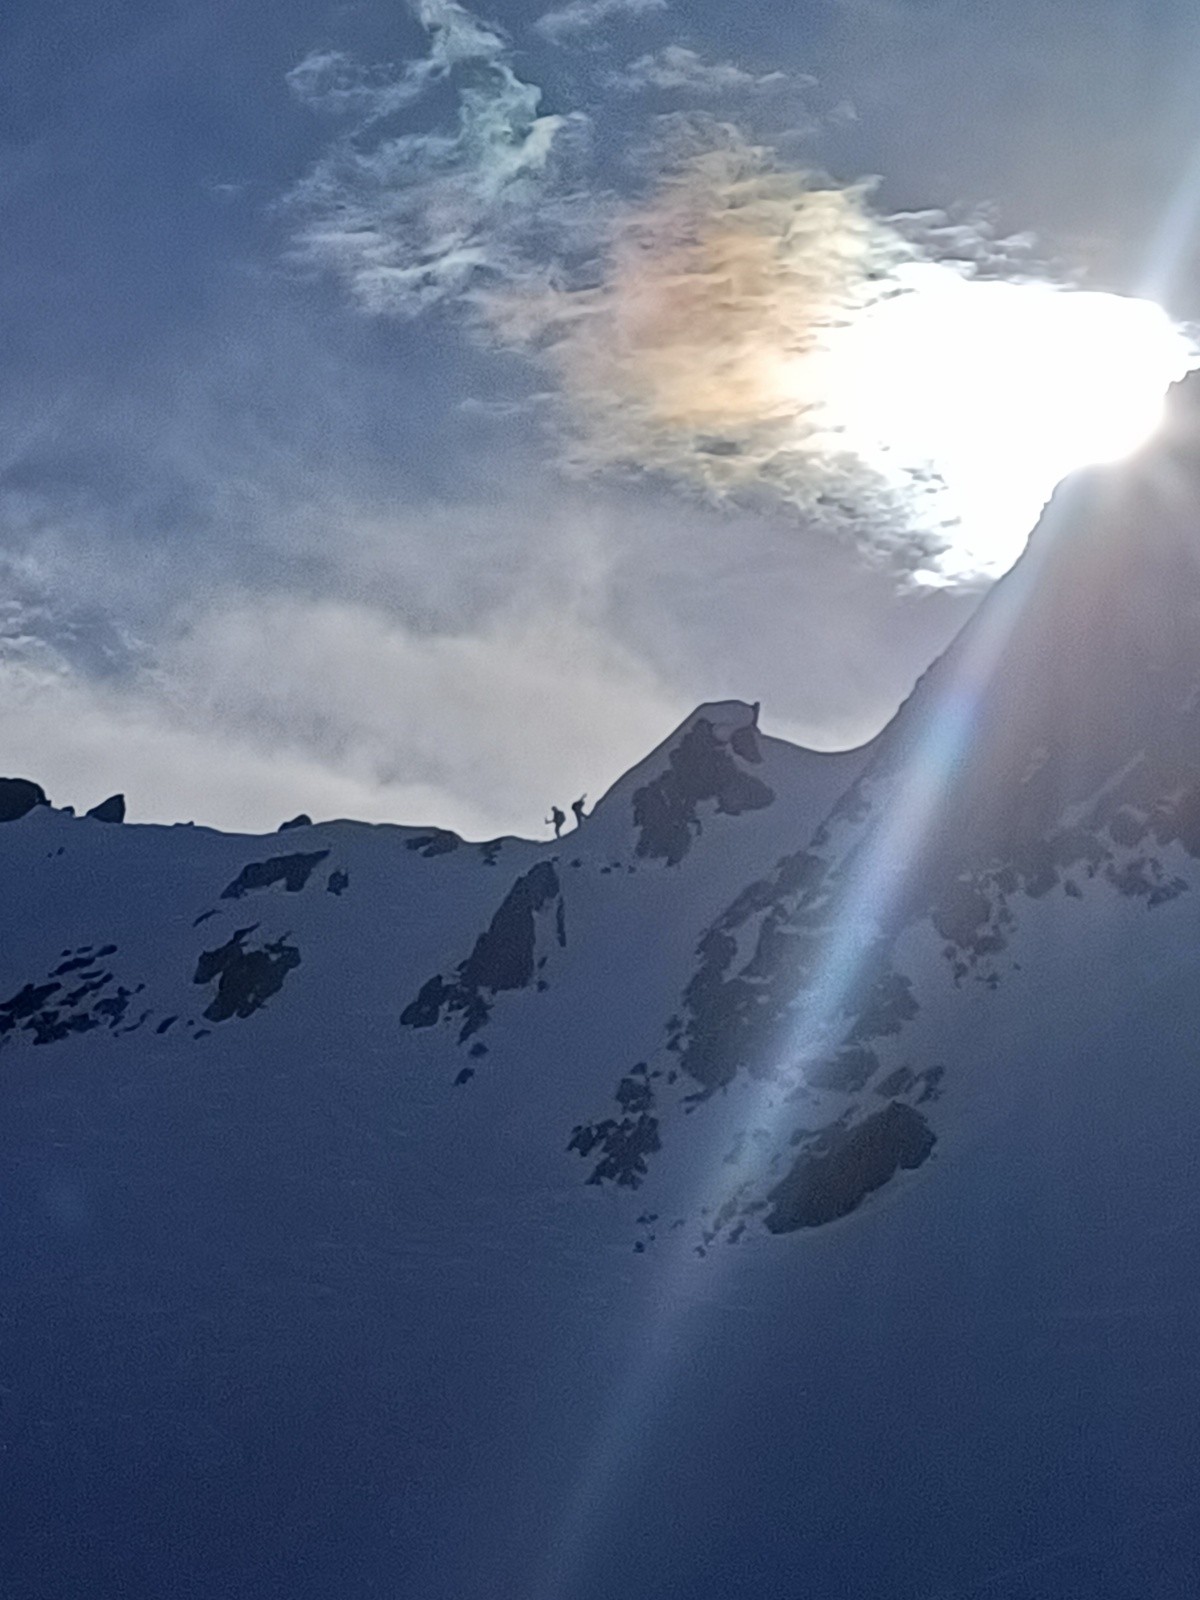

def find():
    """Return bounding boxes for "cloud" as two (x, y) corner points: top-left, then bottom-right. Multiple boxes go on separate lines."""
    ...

(0, 647), (472, 838)
(285, 1), (586, 317)
(284, 1), (1191, 587)
(534, 0), (667, 45)
(285, 49), (431, 121)
(0, 582), (685, 839)
(605, 46), (790, 95)
(480, 143), (939, 558)
(486, 152), (883, 451)
(1, 461), (985, 838)
(203, 179), (249, 202)
(286, 1), (521, 122)
(279, 8), (965, 576)
(285, 26), (946, 572)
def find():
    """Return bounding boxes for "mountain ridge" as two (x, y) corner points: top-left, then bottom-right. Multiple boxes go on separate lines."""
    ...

(8, 378), (1200, 1598)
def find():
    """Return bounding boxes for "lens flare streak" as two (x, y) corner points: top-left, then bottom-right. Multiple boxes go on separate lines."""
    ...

(537, 480), (1085, 1598)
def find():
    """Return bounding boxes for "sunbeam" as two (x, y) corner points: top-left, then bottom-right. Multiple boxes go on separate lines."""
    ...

(535, 465), (1103, 1596)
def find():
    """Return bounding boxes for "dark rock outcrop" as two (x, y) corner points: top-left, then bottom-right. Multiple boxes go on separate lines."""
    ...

(0, 945), (148, 1046)
(278, 813), (313, 831)
(220, 851), (330, 900)
(401, 861), (564, 1041)
(85, 794), (126, 823)
(406, 830), (460, 857)
(764, 1103), (936, 1232)
(0, 778), (48, 822)
(568, 1065), (661, 1187)
(193, 928), (301, 1022)
(632, 718), (774, 866)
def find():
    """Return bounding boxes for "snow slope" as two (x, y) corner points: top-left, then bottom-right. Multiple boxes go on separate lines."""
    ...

(6, 382), (1200, 1598)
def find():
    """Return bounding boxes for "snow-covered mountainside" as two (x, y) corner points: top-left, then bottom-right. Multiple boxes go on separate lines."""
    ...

(7, 379), (1200, 1598)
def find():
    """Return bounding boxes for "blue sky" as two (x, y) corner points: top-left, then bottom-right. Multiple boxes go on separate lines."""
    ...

(4, 0), (1200, 836)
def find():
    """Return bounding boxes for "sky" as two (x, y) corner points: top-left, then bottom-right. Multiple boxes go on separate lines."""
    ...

(4, 0), (1200, 838)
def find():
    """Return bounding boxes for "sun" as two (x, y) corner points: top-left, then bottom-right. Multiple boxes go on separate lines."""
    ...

(826, 265), (1195, 583)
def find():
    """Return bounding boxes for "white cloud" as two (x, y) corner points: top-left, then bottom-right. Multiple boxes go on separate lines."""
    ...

(606, 46), (790, 96)
(166, 594), (684, 831)
(534, 0), (667, 45)
(285, 49), (430, 121)
(0, 652), (479, 837)
(0, 559), (686, 839)
(286, 1), (521, 122)
(285, 1), (584, 317)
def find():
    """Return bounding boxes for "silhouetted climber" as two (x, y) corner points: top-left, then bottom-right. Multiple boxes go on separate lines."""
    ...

(546, 805), (565, 839)
(571, 795), (587, 828)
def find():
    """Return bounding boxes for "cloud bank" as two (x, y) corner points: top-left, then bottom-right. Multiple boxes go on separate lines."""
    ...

(0, 556), (686, 839)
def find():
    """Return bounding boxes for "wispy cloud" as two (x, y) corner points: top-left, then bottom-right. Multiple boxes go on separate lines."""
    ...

(605, 46), (791, 95)
(285, 0), (586, 316)
(286, 0), (523, 121)
(285, 49), (431, 121)
(534, 0), (667, 45)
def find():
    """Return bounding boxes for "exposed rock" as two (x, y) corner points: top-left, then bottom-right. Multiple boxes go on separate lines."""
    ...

(729, 722), (763, 763)
(193, 928), (301, 1021)
(0, 980), (62, 1031)
(455, 861), (561, 994)
(85, 794), (125, 823)
(0, 944), (147, 1047)
(874, 1065), (916, 1098)
(569, 1113), (661, 1187)
(632, 718), (775, 866)
(278, 813), (313, 831)
(406, 830), (460, 857)
(806, 1045), (880, 1093)
(568, 1066), (661, 1187)
(400, 861), (564, 1041)
(764, 1103), (936, 1232)
(220, 851), (330, 900)
(402, 975), (451, 1031)
(0, 778), (48, 822)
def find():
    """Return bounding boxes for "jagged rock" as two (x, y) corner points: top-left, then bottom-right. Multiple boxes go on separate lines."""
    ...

(0, 778), (49, 822)
(406, 830), (460, 857)
(193, 929), (301, 1021)
(631, 717), (775, 865)
(400, 861), (565, 1040)
(278, 813), (313, 831)
(764, 1103), (937, 1232)
(220, 851), (330, 899)
(85, 794), (126, 823)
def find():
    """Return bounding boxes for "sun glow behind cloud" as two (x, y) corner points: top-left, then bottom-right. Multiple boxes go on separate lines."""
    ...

(810, 267), (1192, 581)
(285, 5), (1196, 586)
(497, 160), (1195, 584)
